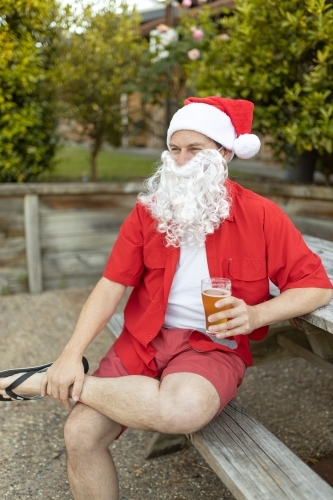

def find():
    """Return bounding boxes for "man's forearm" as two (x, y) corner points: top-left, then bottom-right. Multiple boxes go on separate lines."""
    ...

(64, 277), (126, 356)
(252, 287), (333, 329)
(211, 287), (332, 337)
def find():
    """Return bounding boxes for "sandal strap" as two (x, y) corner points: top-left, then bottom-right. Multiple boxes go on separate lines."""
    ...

(0, 395), (12, 401)
(4, 357), (89, 401)
(5, 367), (48, 401)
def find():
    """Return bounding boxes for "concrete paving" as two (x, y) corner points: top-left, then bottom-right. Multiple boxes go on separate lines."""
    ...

(1, 287), (333, 499)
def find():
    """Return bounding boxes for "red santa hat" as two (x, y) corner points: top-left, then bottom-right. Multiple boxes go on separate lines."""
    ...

(167, 96), (260, 160)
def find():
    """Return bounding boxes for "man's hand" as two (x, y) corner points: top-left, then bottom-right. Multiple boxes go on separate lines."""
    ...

(208, 287), (333, 339)
(41, 351), (85, 409)
(207, 295), (258, 338)
(39, 279), (126, 408)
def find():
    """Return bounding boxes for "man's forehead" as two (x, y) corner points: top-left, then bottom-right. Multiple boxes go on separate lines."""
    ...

(169, 129), (213, 146)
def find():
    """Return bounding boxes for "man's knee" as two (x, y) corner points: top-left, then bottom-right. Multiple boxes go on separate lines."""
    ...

(158, 385), (220, 435)
(64, 404), (122, 454)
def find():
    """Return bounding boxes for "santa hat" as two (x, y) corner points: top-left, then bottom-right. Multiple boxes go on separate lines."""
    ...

(167, 96), (260, 160)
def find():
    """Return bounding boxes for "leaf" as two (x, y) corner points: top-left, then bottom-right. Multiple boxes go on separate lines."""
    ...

(132, 467), (145, 474)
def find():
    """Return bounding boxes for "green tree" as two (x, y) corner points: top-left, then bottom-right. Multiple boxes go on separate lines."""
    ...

(188, 0), (333, 183)
(0, 0), (61, 182)
(59, 1), (145, 181)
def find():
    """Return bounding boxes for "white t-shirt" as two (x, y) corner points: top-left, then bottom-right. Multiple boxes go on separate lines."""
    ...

(164, 244), (209, 331)
(163, 244), (237, 349)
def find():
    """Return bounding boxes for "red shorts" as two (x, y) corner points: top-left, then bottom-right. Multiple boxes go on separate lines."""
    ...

(93, 328), (246, 425)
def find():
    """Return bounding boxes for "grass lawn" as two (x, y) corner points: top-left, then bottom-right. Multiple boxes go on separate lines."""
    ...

(39, 143), (257, 183)
(39, 144), (160, 182)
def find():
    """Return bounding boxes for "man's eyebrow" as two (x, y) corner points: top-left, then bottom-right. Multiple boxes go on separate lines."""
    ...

(169, 142), (205, 148)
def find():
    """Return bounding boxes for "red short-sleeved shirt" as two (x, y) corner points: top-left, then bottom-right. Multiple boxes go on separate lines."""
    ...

(103, 180), (332, 375)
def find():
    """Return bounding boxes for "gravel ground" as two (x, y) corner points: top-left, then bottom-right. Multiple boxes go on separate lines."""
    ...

(1, 287), (333, 499)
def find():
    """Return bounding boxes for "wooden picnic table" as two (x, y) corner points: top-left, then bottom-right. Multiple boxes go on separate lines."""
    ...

(191, 234), (333, 500)
(269, 235), (333, 375)
(107, 234), (333, 499)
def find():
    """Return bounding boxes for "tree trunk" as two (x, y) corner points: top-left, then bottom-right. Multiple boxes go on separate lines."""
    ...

(165, 3), (174, 26)
(90, 134), (104, 181)
(317, 152), (333, 186)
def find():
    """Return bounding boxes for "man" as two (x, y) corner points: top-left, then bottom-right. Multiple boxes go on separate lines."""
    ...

(1, 96), (332, 500)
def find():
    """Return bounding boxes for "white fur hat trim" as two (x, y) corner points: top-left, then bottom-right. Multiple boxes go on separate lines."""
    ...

(167, 103), (236, 150)
(167, 103), (261, 159)
(233, 134), (261, 160)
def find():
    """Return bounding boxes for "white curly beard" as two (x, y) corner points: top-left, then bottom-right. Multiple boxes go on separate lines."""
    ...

(138, 149), (231, 247)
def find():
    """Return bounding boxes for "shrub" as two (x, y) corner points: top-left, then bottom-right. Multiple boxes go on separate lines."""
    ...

(0, 0), (61, 182)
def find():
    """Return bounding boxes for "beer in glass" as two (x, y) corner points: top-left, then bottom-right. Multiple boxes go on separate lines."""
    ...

(201, 278), (232, 334)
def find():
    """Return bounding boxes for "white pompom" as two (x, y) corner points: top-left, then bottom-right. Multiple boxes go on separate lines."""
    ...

(233, 134), (261, 159)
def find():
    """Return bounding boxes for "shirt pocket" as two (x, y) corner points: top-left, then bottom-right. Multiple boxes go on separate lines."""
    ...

(228, 258), (267, 282)
(144, 248), (167, 269)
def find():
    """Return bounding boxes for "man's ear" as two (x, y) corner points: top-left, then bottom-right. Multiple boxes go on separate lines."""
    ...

(222, 149), (233, 163)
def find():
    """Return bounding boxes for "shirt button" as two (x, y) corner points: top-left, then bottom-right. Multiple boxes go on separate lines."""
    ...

(148, 335), (153, 339)
(149, 351), (154, 356)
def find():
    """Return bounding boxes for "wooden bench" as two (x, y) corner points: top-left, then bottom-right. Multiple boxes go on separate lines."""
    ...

(106, 234), (333, 499)
(107, 316), (333, 499)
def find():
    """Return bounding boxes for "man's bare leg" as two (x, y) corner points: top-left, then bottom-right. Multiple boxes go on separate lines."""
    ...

(78, 372), (220, 434)
(1, 371), (219, 500)
(0, 371), (220, 433)
(65, 404), (121, 500)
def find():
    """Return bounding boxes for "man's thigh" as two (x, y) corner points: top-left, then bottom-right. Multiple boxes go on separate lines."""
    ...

(93, 338), (246, 416)
(161, 349), (246, 415)
(91, 334), (245, 432)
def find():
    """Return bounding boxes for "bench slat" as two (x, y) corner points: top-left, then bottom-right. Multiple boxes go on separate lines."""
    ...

(107, 315), (123, 339)
(190, 400), (333, 500)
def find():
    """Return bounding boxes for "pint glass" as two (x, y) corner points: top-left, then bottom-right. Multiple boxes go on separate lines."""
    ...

(201, 278), (232, 334)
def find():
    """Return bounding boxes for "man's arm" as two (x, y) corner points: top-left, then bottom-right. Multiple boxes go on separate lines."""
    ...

(208, 287), (333, 338)
(41, 277), (126, 408)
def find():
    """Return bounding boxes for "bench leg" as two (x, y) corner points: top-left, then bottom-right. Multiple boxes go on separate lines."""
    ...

(145, 432), (187, 459)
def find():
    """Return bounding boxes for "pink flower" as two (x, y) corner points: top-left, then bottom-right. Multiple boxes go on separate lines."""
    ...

(182, 0), (192, 7)
(192, 28), (204, 41)
(188, 48), (200, 60)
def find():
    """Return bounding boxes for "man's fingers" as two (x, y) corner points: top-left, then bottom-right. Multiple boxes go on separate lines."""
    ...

(215, 295), (239, 308)
(59, 383), (71, 409)
(215, 318), (247, 337)
(209, 306), (239, 323)
(40, 373), (48, 397)
(47, 378), (60, 402)
(71, 378), (84, 403)
(39, 356), (86, 408)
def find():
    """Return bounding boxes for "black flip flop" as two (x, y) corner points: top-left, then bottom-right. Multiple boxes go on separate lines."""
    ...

(0, 357), (89, 402)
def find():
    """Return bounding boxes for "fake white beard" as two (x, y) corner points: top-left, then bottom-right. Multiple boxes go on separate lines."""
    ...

(138, 149), (231, 247)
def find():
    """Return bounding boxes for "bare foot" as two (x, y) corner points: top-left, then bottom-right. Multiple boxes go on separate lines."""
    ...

(0, 372), (45, 400)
